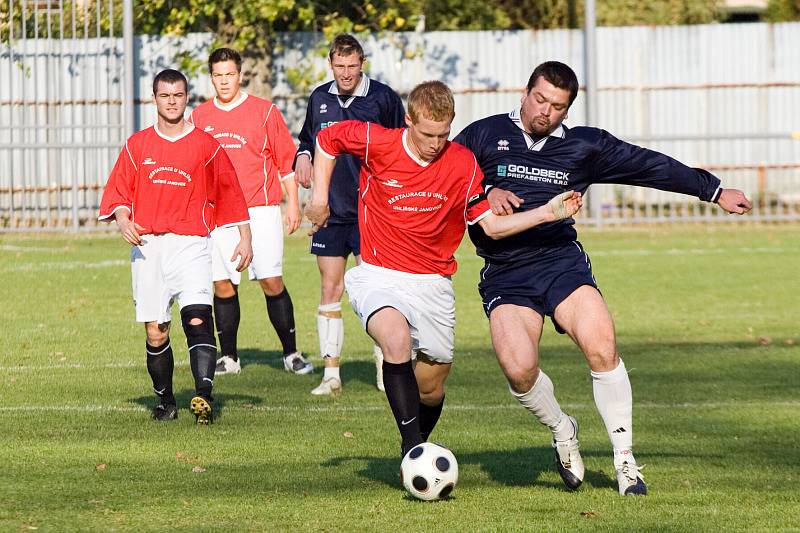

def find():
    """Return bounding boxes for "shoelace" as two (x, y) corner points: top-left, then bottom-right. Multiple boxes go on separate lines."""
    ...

(620, 462), (646, 482)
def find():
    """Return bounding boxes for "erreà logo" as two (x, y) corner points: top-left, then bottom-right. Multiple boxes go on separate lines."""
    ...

(497, 139), (509, 151)
(497, 165), (507, 177)
(320, 103), (328, 114)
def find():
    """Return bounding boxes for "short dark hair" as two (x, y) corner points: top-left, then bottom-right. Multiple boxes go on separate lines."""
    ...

(527, 61), (579, 107)
(208, 47), (242, 73)
(329, 34), (365, 61)
(152, 69), (188, 95)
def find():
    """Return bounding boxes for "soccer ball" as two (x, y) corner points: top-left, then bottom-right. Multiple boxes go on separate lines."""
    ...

(400, 442), (459, 501)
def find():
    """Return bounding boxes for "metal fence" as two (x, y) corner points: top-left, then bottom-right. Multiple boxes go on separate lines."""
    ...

(2, 13), (799, 230)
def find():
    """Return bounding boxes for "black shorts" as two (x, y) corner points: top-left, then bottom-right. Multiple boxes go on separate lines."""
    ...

(310, 223), (360, 258)
(478, 241), (598, 332)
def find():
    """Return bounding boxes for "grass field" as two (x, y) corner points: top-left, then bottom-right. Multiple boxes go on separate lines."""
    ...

(1, 224), (798, 531)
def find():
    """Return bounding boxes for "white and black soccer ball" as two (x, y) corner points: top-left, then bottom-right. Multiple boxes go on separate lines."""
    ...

(400, 442), (459, 501)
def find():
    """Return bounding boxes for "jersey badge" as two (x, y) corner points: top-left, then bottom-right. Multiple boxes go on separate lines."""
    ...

(320, 103), (328, 114)
(497, 139), (510, 151)
(380, 178), (403, 188)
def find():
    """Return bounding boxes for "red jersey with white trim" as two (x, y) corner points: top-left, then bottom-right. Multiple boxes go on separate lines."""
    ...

(317, 120), (491, 276)
(189, 93), (296, 207)
(98, 124), (249, 236)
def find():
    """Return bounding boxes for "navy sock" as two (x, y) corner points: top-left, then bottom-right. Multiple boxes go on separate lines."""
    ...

(419, 395), (445, 442)
(146, 340), (175, 405)
(214, 291), (240, 359)
(382, 360), (422, 456)
(265, 288), (297, 355)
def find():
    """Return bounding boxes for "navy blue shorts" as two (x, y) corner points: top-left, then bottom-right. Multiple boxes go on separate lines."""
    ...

(310, 223), (360, 258)
(478, 241), (598, 331)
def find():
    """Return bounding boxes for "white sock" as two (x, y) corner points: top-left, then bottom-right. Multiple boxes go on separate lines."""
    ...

(509, 370), (571, 441)
(317, 303), (344, 358)
(591, 359), (634, 464)
(323, 364), (340, 381)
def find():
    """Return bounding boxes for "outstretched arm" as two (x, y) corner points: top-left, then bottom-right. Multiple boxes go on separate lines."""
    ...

(478, 191), (582, 240)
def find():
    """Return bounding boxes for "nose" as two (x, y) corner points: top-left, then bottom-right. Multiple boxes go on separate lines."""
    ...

(541, 103), (552, 116)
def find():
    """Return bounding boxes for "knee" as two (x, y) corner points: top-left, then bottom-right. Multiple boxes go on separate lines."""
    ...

(180, 304), (214, 341)
(259, 277), (285, 296)
(214, 280), (237, 299)
(418, 382), (445, 406)
(504, 363), (540, 394)
(583, 342), (618, 372)
(145, 323), (170, 347)
(320, 279), (344, 303)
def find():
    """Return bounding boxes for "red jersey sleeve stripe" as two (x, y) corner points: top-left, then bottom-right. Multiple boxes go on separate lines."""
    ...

(205, 144), (222, 166)
(316, 139), (336, 160)
(125, 141), (137, 171)
(365, 122), (371, 169)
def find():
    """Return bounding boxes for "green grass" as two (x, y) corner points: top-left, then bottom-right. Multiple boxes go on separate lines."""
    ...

(1, 224), (799, 532)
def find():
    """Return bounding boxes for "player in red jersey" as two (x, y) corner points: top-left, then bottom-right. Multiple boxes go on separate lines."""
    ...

(306, 81), (583, 460)
(190, 48), (311, 376)
(99, 69), (252, 424)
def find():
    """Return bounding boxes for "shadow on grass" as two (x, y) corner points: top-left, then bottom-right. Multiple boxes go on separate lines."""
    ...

(322, 446), (618, 492)
(130, 389), (264, 420)
(238, 349), (381, 388)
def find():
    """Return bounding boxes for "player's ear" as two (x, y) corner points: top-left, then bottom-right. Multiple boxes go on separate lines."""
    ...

(404, 113), (414, 128)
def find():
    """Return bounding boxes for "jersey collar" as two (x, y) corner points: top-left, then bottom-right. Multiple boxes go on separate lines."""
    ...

(328, 75), (370, 109)
(213, 91), (248, 111)
(402, 129), (431, 167)
(154, 122), (195, 142)
(508, 108), (565, 151)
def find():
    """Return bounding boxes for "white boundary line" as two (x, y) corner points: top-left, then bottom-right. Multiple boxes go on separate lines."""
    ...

(1, 400), (797, 414)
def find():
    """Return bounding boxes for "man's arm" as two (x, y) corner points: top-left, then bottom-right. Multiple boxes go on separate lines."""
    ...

(294, 94), (317, 188)
(304, 144), (335, 234)
(281, 174), (302, 234)
(478, 191), (582, 240)
(230, 223), (253, 272)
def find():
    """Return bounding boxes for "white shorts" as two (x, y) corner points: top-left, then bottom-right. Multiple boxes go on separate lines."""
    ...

(131, 234), (213, 324)
(211, 205), (283, 284)
(344, 262), (456, 363)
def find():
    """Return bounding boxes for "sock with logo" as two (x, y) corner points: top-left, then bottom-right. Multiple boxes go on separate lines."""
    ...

(382, 360), (422, 456)
(265, 288), (297, 355)
(509, 370), (573, 441)
(146, 340), (175, 405)
(591, 359), (633, 457)
(213, 291), (240, 360)
(419, 395), (444, 442)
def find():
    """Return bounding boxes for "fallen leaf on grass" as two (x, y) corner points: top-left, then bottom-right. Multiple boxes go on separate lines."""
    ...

(784, 338), (796, 346)
(95, 463), (107, 472)
(343, 431), (354, 438)
(175, 452), (186, 460)
(242, 403), (254, 409)
(758, 336), (772, 346)
(21, 525), (38, 530)
(580, 511), (597, 518)
(192, 466), (206, 473)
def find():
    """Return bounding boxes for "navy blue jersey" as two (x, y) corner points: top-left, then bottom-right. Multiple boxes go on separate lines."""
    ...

(455, 111), (722, 264)
(295, 76), (405, 224)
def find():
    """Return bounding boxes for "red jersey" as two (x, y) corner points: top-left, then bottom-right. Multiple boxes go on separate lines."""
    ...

(98, 124), (249, 236)
(189, 93), (296, 207)
(317, 120), (491, 276)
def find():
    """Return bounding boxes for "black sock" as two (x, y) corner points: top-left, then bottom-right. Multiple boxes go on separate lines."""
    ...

(146, 340), (175, 405)
(419, 395), (445, 442)
(214, 291), (240, 359)
(189, 344), (216, 401)
(265, 288), (297, 355)
(383, 360), (422, 456)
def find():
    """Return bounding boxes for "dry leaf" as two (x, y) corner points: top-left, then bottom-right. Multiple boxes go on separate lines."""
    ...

(95, 463), (107, 471)
(242, 403), (254, 409)
(580, 511), (597, 518)
(176, 452), (186, 460)
(192, 466), (206, 473)
(21, 525), (38, 531)
(343, 431), (354, 438)
(758, 336), (772, 346)
(784, 338), (796, 346)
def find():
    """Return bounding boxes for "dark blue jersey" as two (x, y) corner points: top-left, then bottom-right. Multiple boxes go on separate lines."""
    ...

(455, 110), (723, 264)
(295, 76), (405, 224)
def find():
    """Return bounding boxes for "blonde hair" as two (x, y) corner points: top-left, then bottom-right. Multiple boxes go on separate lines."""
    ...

(407, 81), (455, 123)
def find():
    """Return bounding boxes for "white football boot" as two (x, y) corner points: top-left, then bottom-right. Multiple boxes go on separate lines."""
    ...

(552, 415), (585, 490)
(616, 459), (647, 496)
(214, 355), (241, 375)
(310, 376), (342, 396)
(283, 352), (313, 375)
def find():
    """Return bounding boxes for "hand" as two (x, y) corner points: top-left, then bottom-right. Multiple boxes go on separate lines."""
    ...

(487, 187), (523, 215)
(284, 203), (302, 235)
(295, 154), (313, 189)
(547, 190), (583, 220)
(304, 203), (330, 236)
(115, 212), (145, 245)
(231, 238), (253, 272)
(716, 188), (752, 215)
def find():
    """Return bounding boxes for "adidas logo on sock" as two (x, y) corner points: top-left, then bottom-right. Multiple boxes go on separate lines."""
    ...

(612, 427), (627, 434)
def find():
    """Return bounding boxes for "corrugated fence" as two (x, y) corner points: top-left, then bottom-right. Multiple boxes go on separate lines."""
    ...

(2, 15), (799, 230)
